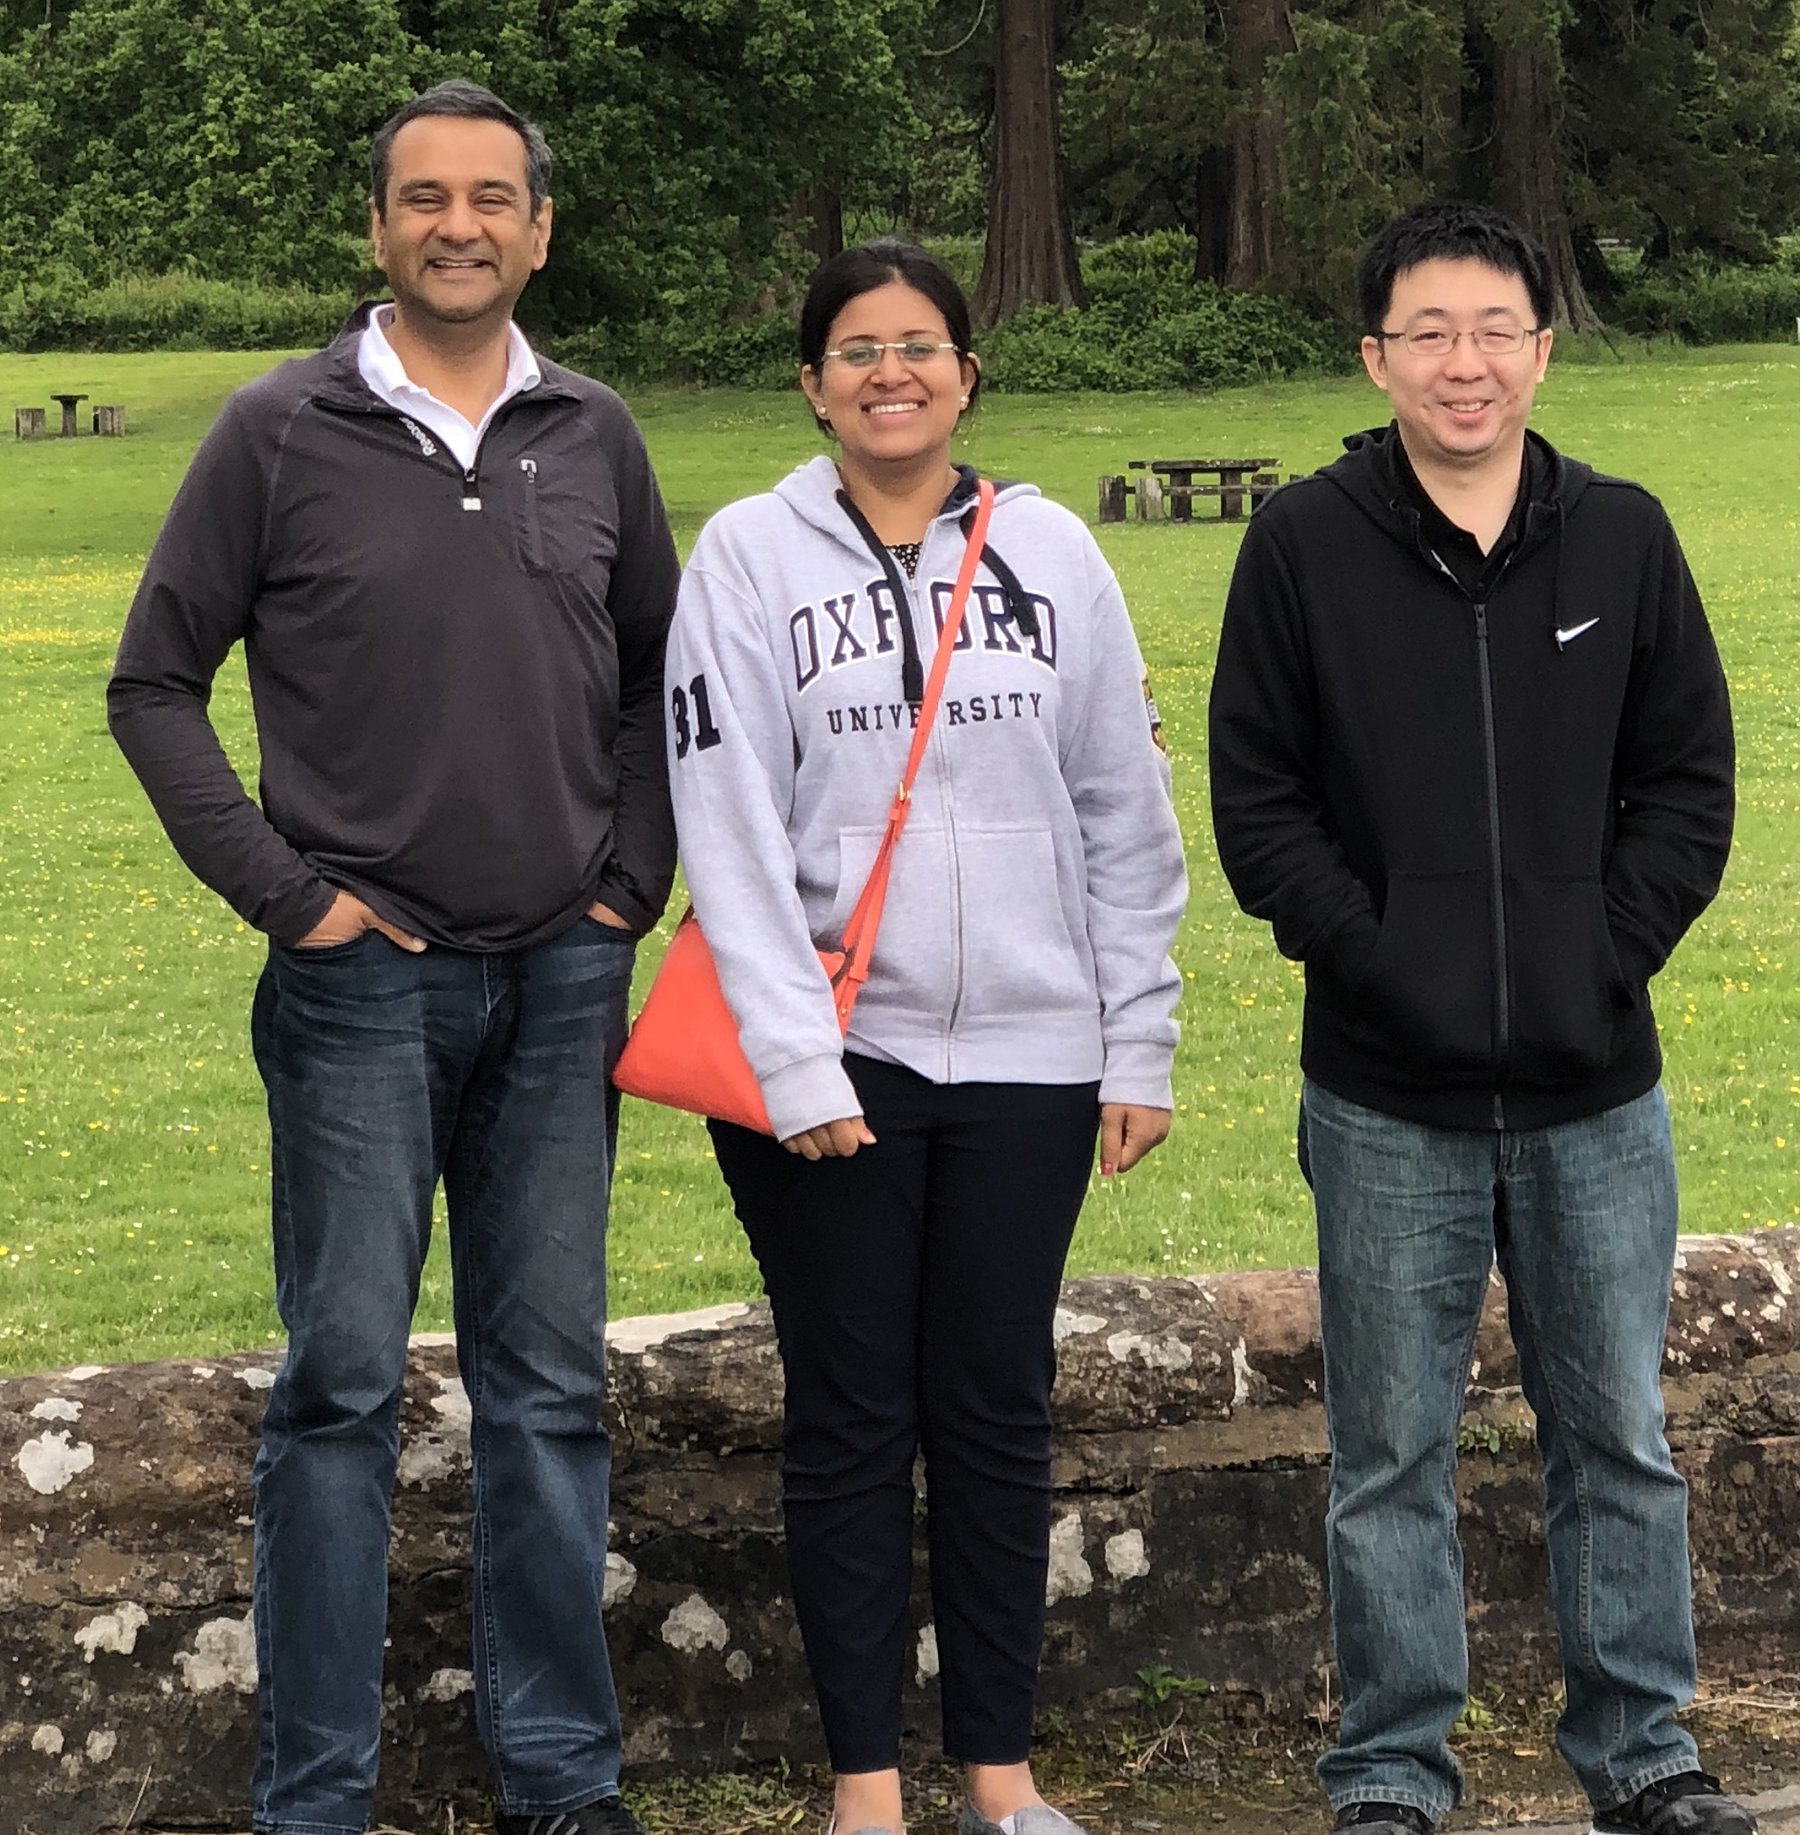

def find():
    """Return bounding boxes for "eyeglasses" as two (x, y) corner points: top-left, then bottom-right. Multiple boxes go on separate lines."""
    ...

(1377, 324), (1545, 356)
(823, 339), (959, 368)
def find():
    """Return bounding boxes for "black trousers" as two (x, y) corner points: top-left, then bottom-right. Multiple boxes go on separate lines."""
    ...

(711, 1054), (1099, 1772)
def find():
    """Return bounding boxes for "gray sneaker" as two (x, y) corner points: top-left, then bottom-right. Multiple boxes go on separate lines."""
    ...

(960, 1803), (1088, 1835)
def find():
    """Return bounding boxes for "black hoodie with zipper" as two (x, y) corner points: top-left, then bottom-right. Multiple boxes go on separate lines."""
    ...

(1208, 423), (1734, 1132)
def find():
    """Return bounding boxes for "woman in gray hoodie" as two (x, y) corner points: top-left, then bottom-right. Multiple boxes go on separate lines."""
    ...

(665, 241), (1187, 1835)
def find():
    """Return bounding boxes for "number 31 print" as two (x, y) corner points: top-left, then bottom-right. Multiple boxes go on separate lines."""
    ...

(671, 673), (723, 760)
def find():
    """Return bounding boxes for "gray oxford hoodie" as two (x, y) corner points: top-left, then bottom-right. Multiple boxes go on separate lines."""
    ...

(668, 456), (1188, 1142)
(108, 304), (679, 949)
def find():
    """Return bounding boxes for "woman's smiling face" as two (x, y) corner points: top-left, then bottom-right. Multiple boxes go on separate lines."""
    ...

(801, 280), (978, 471)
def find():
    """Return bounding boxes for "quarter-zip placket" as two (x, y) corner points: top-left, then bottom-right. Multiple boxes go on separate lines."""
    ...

(320, 392), (516, 514)
(461, 410), (513, 512)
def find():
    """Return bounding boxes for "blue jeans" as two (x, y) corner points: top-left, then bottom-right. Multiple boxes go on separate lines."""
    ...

(247, 918), (636, 1835)
(1299, 1080), (1698, 1821)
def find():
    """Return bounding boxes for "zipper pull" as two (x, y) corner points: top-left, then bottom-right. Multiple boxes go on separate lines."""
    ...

(462, 466), (482, 512)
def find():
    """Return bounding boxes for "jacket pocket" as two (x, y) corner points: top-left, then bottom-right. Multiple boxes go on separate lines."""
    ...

(1356, 871), (1493, 1073)
(1505, 876), (1632, 1082)
(514, 454), (611, 580)
(824, 822), (956, 1020)
(955, 824), (1094, 1019)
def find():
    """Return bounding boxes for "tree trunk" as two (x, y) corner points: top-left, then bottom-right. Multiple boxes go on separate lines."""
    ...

(1490, 36), (1601, 331)
(1193, 144), (1233, 283)
(972, 0), (1086, 325)
(801, 190), (844, 265)
(1419, 7), (1464, 199)
(1223, 0), (1289, 290)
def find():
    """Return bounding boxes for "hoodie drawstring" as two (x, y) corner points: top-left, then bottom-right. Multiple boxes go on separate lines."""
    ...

(835, 481), (1041, 705)
(835, 489), (927, 704)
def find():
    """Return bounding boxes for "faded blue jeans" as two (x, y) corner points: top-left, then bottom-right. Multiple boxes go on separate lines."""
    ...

(1299, 1080), (1699, 1823)
(247, 917), (636, 1835)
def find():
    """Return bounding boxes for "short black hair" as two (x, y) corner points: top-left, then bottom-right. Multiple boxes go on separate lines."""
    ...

(798, 239), (980, 433)
(369, 79), (552, 220)
(1356, 202), (1554, 336)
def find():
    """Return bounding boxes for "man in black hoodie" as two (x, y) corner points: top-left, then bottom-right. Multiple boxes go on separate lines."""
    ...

(1209, 204), (1741, 1835)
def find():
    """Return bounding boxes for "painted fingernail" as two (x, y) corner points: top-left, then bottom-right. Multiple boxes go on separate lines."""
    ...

(1100, 1163), (1115, 1177)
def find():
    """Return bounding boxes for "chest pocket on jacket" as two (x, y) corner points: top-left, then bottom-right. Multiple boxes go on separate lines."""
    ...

(515, 454), (616, 581)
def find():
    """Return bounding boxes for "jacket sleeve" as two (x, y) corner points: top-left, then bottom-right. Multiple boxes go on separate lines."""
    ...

(105, 395), (338, 944)
(594, 409), (680, 932)
(1207, 509), (1381, 981)
(666, 534), (861, 1139)
(1060, 553), (1188, 1109)
(1604, 512), (1734, 986)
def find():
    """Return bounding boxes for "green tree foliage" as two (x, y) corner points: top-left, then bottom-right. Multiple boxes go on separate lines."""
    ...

(2, 0), (1798, 345)
(1564, 0), (1800, 264)
(0, 0), (923, 338)
(0, 0), (421, 287)
(1050, 0), (1800, 319)
(1059, 0), (1231, 243)
(1265, 0), (1464, 307)
(416, 0), (925, 332)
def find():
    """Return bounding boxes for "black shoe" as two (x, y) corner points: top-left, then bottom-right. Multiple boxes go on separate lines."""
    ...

(1592, 1773), (1757, 1835)
(496, 1795), (649, 1835)
(1333, 1805), (1435, 1835)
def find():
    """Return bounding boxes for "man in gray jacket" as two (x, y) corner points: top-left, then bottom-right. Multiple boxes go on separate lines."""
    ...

(108, 81), (677, 1835)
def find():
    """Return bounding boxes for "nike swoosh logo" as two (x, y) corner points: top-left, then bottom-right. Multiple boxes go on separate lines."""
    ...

(1556, 618), (1599, 647)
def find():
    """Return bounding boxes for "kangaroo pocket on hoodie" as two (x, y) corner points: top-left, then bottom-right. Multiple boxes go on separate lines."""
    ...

(1504, 874), (1633, 1082)
(822, 821), (956, 1021)
(823, 820), (1092, 1023)
(1347, 870), (1494, 1076)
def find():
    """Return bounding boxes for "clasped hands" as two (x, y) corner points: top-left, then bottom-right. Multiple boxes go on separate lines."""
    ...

(781, 1102), (1171, 1174)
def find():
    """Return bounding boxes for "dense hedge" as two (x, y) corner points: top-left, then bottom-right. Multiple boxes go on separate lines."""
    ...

(980, 235), (1346, 391)
(13, 234), (1799, 379)
(552, 310), (799, 391)
(1610, 251), (1800, 343)
(0, 235), (1345, 392)
(556, 234), (1348, 390)
(0, 271), (356, 352)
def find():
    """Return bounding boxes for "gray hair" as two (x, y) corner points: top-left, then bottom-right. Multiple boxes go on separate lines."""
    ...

(369, 79), (553, 219)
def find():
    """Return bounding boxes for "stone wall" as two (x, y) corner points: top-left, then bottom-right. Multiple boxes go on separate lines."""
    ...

(4, 1230), (1799, 1833)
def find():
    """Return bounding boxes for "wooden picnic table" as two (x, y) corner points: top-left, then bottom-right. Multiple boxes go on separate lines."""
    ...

(1128, 456), (1281, 520)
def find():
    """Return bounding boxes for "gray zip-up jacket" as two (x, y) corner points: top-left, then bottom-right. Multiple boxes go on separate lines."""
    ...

(108, 304), (679, 950)
(668, 456), (1187, 1141)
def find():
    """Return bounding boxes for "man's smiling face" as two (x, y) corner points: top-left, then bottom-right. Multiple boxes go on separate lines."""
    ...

(370, 114), (551, 329)
(1360, 256), (1551, 472)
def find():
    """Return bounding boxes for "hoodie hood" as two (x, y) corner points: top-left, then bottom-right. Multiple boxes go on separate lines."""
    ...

(773, 453), (1040, 551)
(1319, 421), (1594, 647)
(1322, 421), (1589, 538)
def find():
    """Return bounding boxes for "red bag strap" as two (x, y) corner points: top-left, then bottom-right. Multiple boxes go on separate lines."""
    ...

(833, 477), (996, 999)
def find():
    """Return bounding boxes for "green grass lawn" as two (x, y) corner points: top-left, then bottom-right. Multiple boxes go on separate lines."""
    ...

(2, 345), (1797, 1374)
